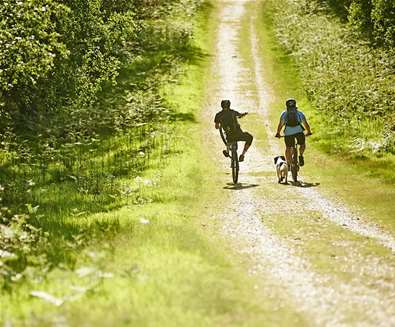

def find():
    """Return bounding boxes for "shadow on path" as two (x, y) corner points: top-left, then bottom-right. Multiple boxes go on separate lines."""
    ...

(223, 183), (259, 190)
(289, 181), (320, 188)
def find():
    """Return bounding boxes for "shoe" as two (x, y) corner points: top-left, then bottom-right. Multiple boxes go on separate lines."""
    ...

(239, 154), (245, 162)
(223, 150), (230, 158)
(299, 155), (304, 166)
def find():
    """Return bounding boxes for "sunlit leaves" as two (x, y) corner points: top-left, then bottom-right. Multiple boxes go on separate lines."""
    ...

(0, 0), (204, 291)
(0, 0), (69, 92)
(270, 0), (395, 153)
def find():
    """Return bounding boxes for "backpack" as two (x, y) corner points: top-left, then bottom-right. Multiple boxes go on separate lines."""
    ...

(285, 108), (300, 127)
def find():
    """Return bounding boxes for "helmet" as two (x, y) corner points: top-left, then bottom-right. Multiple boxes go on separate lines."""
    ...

(285, 98), (296, 108)
(221, 99), (231, 109)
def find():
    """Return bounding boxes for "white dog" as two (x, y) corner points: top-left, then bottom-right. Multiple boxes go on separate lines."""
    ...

(274, 156), (288, 184)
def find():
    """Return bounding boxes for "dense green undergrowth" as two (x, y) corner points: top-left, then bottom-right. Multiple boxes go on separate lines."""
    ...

(257, 0), (395, 235)
(318, 0), (395, 48)
(1, 3), (281, 325)
(0, 0), (207, 290)
(265, 0), (395, 157)
(259, 1), (395, 183)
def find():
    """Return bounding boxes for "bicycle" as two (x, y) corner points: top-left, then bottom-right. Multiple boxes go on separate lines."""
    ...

(276, 132), (312, 183)
(220, 127), (239, 184)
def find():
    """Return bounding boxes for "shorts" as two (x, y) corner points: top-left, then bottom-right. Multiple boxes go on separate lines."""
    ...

(227, 130), (253, 147)
(284, 132), (305, 147)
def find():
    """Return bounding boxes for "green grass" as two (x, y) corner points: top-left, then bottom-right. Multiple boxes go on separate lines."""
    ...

(236, 4), (395, 308)
(255, 0), (395, 234)
(236, 0), (393, 280)
(0, 148), (265, 326)
(1, 3), (307, 326)
(2, 155), (247, 325)
(265, 1), (395, 179)
(265, 0), (395, 156)
(257, 188), (393, 282)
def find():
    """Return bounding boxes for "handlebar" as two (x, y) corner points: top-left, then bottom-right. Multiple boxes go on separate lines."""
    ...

(275, 132), (312, 138)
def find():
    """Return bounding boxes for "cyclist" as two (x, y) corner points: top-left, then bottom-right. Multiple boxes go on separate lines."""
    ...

(214, 99), (253, 162)
(275, 98), (312, 166)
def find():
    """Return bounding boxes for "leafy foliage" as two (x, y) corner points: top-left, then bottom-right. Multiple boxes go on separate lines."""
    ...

(318, 0), (395, 48)
(0, 1), (69, 94)
(0, 0), (205, 289)
(268, 0), (395, 154)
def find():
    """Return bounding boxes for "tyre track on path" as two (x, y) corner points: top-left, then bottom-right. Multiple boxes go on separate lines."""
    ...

(203, 1), (395, 325)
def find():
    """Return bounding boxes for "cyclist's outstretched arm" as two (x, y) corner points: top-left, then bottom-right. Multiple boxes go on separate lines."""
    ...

(235, 111), (247, 118)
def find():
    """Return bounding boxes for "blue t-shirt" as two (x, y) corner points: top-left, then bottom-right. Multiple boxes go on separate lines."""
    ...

(280, 110), (306, 136)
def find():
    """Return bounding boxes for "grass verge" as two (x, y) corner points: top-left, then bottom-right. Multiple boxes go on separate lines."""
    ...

(0, 3), (296, 326)
(255, 0), (395, 234)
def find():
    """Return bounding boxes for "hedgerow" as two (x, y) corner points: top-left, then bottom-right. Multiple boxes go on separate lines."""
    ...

(318, 0), (395, 48)
(0, 0), (203, 131)
(0, 0), (204, 156)
(0, 1), (69, 94)
(0, 0), (205, 289)
(267, 0), (395, 154)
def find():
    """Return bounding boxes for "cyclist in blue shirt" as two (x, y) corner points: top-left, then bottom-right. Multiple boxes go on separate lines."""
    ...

(275, 98), (312, 166)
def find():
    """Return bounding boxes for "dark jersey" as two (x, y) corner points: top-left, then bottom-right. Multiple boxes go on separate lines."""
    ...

(214, 109), (243, 137)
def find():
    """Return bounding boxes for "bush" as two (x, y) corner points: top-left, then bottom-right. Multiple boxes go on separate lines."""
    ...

(370, 0), (395, 48)
(0, 0), (69, 112)
(0, 0), (138, 122)
(268, 0), (395, 154)
(0, 0), (206, 289)
(319, 0), (395, 48)
(0, 0), (204, 139)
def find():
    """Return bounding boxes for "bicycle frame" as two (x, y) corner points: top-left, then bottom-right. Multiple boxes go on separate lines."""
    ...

(219, 126), (227, 145)
(220, 127), (239, 184)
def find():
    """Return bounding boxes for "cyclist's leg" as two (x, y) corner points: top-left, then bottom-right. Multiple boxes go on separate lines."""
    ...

(296, 133), (306, 154)
(240, 132), (253, 155)
(237, 131), (253, 161)
(296, 133), (306, 165)
(284, 135), (295, 165)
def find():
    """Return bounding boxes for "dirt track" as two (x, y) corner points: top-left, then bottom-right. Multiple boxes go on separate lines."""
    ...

(203, 1), (395, 325)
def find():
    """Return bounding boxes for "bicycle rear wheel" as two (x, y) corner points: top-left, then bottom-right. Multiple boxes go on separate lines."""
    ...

(231, 146), (239, 184)
(291, 146), (298, 182)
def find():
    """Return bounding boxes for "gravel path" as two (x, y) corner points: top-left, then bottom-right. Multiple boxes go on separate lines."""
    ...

(203, 1), (395, 325)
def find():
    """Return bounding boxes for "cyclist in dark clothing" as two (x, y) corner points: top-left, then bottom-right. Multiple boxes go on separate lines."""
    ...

(214, 100), (253, 162)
